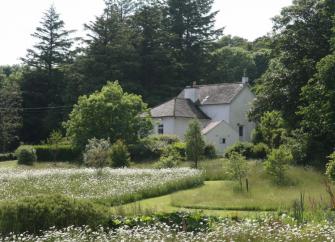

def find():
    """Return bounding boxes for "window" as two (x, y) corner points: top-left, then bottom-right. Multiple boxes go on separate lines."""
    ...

(222, 138), (226, 144)
(158, 124), (164, 134)
(239, 126), (244, 137)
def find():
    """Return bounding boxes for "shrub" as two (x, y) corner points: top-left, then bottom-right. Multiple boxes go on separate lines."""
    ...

(129, 135), (181, 162)
(225, 142), (253, 158)
(33, 145), (80, 162)
(204, 144), (217, 159)
(110, 140), (130, 168)
(326, 152), (335, 182)
(0, 153), (16, 162)
(252, 111), (288, 149)
(0, 195), (107, 235)
(15, 146), (37, 165)
(156, 145), (182, 168)
(171, 142), (186, 158)
(83, 138), (111, 168)
(264, 146), (293, 185)
(227, 152), (248, 190)
(251, 143), (270, 159)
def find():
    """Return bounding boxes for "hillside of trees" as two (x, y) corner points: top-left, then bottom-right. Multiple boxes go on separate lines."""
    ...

(0, 0), (334, 167)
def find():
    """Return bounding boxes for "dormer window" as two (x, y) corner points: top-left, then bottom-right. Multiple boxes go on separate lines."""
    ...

(158, 124), (164, 134)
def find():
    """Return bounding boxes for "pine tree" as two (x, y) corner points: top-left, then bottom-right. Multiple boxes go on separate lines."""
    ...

(167, 0), (223, 83)
(20, 5), (75, 143)
(21, 5), (74, 76)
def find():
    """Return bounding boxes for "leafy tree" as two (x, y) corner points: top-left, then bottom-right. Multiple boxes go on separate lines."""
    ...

(252, 111), (287, 149)
(208, 46), (256, 83)
(264, 146), (293, 185)
(0, 73), (22, 152)
(251, 0), (335, 127)
(185, 120), (205, 169)
(326, 152), (335, 182)
(110, 140), (130, 167)
(298, 54), (335, 165)
(227, 151), (248, 191)
(64, 81), (152, 150)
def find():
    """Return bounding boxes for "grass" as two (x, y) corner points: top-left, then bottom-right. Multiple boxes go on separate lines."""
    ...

(117, 161), (334, 215)
(0, 160), (79, 169)
(0, 167), (203, 206)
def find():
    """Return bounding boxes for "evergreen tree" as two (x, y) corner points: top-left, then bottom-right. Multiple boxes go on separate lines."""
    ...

(167, 0), (223, 84)
(0, 72), (22, 152)
(21, 5), (75, 143)
(21, 5), (74, 76)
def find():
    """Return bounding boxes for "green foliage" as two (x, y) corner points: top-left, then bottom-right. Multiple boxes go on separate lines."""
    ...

(33, 145), (79, 162)
(64, 81), (152, 150)
(46, 130), (63, 162)
(0, 195), (107, 235)
(326, 152), (335, 182)
(0, 76), (22, 153)
(0, 153), (16, 162)
(264, 146), (293, 185)
(20, 6), (75, 144)
(171, 142), (186, 158)
(208, 46), (256, 83)
(204, 144), (217, 159)
(15, 146), (37, 165)
(129, 135), (181, 162)
(110, 140), (130, 168)
(225, 142), (253, 159)
(298, 54), (335, 165)
(21, 6), (74, 74)
(253, 111), (287, 149)
(185, 120), (205, 168)
(251, 143), (270, 160)
(227, 152), (248, 190)
(83, 138), (111, 168)
(251, 0), (335, 127)
(156, 145), (182, 168)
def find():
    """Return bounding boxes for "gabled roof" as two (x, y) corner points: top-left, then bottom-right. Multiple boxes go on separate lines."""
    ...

(150, 98), (210, 119)
(178, 83), (245, 105)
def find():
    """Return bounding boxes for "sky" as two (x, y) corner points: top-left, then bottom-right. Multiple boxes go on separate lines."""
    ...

(0, 0), (292, 65)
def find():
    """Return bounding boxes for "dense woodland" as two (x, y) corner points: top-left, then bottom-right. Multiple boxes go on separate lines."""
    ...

(0, 0), (334, 167)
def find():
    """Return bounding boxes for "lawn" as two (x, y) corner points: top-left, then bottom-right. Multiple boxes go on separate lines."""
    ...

(117, 160), (333, 214)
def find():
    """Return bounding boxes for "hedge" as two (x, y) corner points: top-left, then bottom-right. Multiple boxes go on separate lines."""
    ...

(33, 145), (80, 162)
(0, 153), (16, 162)
(0, 195), (108, 235)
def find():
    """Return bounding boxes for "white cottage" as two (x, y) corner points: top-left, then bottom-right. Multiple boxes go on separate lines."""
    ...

(150, 79), (256, 154)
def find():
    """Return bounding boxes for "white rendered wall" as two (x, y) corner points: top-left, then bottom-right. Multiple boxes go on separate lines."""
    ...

(203, 121), (239, 155)
(153, 117), (208, 140)
(200, 104), (230, 122)
(229, 87), (256, 142)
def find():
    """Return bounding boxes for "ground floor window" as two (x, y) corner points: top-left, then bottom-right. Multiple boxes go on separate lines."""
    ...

(158, 124), (164, 134)
(222, 138), (226, 144)
(239, 126), (244, 137)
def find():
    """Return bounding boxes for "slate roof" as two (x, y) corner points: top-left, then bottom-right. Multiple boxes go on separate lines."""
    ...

(178, 83), (245, 105)
(150, 98), (210, 119)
